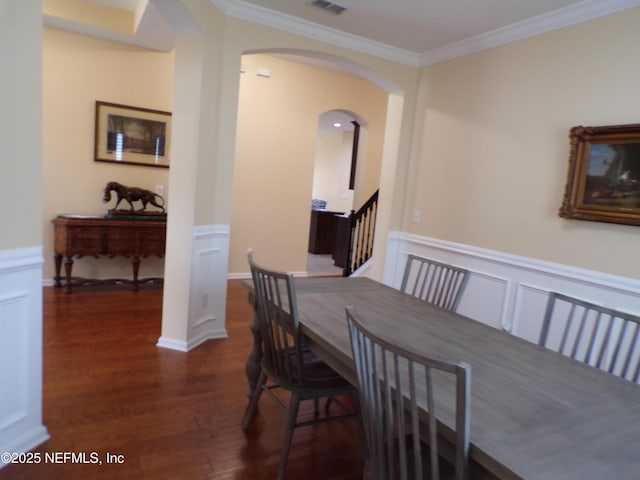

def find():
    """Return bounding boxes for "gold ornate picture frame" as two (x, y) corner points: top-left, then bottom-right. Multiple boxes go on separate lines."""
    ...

(559, 124), (640, 226)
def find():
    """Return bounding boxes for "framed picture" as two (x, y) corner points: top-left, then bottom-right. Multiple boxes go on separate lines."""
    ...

(559, 124), (640, 226)
(94, 101), (171, 168)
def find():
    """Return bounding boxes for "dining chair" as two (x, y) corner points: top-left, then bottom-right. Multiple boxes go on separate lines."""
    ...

(539, 292), (640, 383)
(400, 254), (470, 312)
(242, 251), (359, 480)
(346, 306), (471, 480)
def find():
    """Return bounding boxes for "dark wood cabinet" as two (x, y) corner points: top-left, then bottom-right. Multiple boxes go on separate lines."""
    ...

(52, 215), (166, 292)
(308, 209), (344, 255)
(332, 214), (351, 269)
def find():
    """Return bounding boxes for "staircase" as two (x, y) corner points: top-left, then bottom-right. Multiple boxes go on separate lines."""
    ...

(342, 190), (378, 276)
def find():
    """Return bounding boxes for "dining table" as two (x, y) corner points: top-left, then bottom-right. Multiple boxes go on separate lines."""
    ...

(243, 276), (640, 480)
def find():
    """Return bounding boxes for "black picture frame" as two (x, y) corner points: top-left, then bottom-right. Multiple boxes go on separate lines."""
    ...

(94, 101), (171, 168)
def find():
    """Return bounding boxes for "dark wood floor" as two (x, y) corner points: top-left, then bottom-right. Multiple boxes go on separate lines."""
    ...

(1, 280), (362, 480)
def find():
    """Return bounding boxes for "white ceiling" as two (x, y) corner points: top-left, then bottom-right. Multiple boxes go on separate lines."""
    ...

(318, 110), (356, 132)
(47, 0), (640, 66)
(87, 0), (140, 9)
(229, 0), (602, 54)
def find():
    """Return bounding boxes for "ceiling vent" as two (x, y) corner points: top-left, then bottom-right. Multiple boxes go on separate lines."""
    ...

(309, 0), (347, 15)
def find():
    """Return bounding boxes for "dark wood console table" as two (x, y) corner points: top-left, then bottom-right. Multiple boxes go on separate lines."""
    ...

(52, 215), (166, 293)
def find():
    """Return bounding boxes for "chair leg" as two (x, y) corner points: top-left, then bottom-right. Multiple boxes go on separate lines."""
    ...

(277, 392), (301, 480)
(325, 397), (333, 412)
(242, 369), (267, 430)
(352, 390), (367, 459)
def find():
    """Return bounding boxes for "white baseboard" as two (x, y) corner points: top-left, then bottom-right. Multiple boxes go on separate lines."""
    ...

(385, 232), (640, 343)
(228, 272), (251, 280)
(156, 327), (229, 352)
(156, 336), (190, 352)
(351, 259), (372, 277)
(0, 425), (50, 469)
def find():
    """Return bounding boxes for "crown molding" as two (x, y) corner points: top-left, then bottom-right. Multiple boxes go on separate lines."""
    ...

(44, 0), (176, 52)
(212, 0), (640, 68)
(208, 0), (421, 67)
(41, 0), (640, 66)
(420, 0), (640, 65)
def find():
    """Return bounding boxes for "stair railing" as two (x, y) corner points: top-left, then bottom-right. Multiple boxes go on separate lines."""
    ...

(343, 190), (378, 276)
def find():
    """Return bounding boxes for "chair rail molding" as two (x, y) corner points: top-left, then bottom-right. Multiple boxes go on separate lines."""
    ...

(385, 232), (640, 343)
(0, 246), (49, 469)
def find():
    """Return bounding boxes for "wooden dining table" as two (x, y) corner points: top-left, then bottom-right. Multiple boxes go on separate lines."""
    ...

(244, 276), (640, 480)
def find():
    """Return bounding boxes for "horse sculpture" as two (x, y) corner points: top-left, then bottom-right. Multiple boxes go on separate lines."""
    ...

(103, 181), (165, 213)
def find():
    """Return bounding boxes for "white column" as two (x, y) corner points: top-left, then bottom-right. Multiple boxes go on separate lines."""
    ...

(157, 1), (234, 351)
(0, 0), (50, 466)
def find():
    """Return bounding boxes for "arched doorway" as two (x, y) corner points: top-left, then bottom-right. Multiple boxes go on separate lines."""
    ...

(229, 49), (397, 278)
(307, 109), (366, 275)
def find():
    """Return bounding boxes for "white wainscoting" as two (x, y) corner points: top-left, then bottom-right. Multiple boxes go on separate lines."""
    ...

(0, 247), (49, 469)
(185, 224), (230, 350)
(384, 232), (640, 344)
(158, 225), (230, 352)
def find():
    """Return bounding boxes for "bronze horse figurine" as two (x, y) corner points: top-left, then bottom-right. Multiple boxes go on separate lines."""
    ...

(103, 181), (165, 212)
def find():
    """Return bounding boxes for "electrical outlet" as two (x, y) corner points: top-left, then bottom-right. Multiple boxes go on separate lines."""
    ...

(412, 210), (421, 224)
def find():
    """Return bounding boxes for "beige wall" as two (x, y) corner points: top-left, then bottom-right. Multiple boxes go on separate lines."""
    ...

(40, 12), (417, 284)
(222, 17), (420, 280)
(229, 53), (388, 274)
(42, 28), (173, 280)
(1, 0), (42, 250)
(313, 130), (355, 213)
(409, 8), (640, 279)
(42, 5), (640, 285)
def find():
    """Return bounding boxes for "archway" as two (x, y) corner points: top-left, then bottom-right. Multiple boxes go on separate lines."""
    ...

(229, 49), (401, 278)
(307, 109), (365, 275)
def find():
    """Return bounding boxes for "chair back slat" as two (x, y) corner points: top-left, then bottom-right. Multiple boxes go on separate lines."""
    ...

(539, 292), (640, 383)
(400, 254), (470, 312)
(620, 323), (640, 380)
(347, 306), (470, 480)
(245, 251), (359, 480)
(249, 251), (304, 386)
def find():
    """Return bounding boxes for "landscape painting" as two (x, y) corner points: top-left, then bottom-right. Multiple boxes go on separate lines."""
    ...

(559, 124), (640, 226)
(95, 101), (171, 168)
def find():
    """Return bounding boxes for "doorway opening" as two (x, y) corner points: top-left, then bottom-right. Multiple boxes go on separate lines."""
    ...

(307, 109), (365, 276)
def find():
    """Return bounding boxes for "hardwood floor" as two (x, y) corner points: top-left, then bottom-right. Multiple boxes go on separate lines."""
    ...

(1, 281), (362, 480)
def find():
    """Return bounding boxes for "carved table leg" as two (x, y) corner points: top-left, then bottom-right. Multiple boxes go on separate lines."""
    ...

(63, 256), (74, 293)
(53, 254), (63, 288)
(245, 291), (263, 398)
(131, 256), (140, 291)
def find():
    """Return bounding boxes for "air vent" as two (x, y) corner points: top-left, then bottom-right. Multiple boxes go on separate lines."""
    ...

(310, 0), (346, 15)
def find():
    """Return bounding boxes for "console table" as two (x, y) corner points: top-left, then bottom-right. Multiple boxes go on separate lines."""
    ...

(52, 215), (166, 293)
